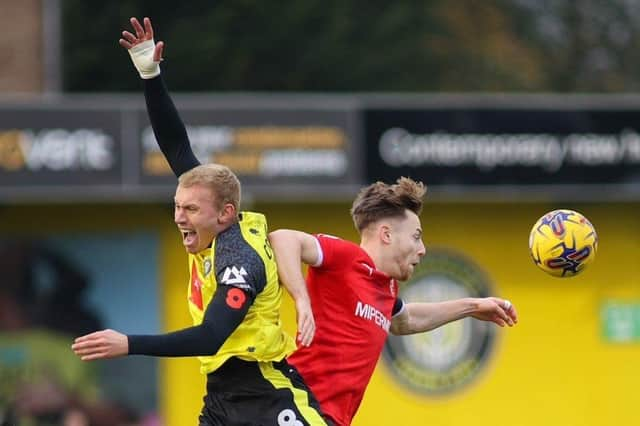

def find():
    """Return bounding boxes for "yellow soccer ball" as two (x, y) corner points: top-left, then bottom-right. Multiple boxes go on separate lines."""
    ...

(529, 209), (598, 277)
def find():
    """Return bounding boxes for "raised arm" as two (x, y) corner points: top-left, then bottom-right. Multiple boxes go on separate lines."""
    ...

(120, 16), (199, 177)
(390, 297), (518, 335)
(268, 229), (320, 347)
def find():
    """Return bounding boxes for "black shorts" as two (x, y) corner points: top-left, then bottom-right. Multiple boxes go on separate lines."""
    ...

(199, 357), (331, 426)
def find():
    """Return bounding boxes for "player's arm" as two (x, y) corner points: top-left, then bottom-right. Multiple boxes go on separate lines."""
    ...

(389, 297), (518, 335)
(120, 16), (200, 178)
(269, 229), (320, 347)
(71, 285), (253, 360)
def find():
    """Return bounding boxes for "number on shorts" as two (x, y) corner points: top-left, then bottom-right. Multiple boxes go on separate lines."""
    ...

(277, 409), (303, 426)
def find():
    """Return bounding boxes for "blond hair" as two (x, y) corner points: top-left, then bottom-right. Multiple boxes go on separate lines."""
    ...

(350, 177), (426, 233)
(178, 164), (241, 211)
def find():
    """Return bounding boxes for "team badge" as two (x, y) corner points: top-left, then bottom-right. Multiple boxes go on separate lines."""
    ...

(383, 248), (496, 395)
(203, 258), (212, 277)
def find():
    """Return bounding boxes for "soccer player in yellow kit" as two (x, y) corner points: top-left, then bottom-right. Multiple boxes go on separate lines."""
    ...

(71, 17), (328, 426)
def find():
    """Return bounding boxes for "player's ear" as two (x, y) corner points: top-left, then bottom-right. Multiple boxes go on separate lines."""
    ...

(379, 224), (392, 245)
(218, 203), (236, 225)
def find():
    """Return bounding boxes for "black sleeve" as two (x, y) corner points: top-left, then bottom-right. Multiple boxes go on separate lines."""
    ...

(391, 298), (405, 317)
(143, 76), (200, 177)
(127, 285), (251, 357)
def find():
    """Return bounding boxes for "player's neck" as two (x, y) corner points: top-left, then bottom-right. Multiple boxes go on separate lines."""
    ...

(360, 240), (390, 275)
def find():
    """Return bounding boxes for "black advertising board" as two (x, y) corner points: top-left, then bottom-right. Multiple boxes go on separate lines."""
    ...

(4, 96), (640, 202)
(137, 106), (359, 187)
(0, 97), (361, 202)
(0, 108), (122, 186)
(364, 108), (640, 188)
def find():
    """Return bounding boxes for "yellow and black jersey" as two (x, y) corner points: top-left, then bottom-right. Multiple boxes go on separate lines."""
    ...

(187, 211), (296, 375)
(129, 76), (330, 424)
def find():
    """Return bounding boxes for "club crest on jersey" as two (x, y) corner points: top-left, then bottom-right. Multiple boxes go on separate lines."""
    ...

(203, 258), (212, 277)
(221, 265), (248, 286)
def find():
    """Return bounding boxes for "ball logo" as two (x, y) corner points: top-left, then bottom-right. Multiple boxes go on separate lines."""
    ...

(383, 249), (496, 395)
(539, 210), (573, 237)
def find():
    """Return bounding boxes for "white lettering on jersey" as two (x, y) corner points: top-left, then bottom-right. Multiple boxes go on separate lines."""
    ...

(277, 409), (303, 426)
(355, 300), (391, 332)
(220, 266), (248, 285)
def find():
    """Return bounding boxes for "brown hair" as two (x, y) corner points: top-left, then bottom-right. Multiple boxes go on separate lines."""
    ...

(178, 164), (241, 211)
(350, 177), (426, 233)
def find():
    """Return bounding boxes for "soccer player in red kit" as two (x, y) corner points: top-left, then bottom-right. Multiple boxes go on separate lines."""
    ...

(270, 178), (518, 426)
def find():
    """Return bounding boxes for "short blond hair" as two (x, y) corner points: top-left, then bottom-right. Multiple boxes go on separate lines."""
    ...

(350, 177), (426, 233)
(178, 164), (241, 211)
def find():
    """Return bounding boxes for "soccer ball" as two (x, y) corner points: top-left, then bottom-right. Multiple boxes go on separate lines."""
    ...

(529, 209), (598, 277)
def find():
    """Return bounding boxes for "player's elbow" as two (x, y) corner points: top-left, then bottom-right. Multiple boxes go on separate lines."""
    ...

(199, 322), (225, 355)
(389, 319), (411, 336)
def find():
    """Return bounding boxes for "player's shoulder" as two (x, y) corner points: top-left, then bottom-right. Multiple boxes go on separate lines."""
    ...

(215, 221), (264, 269)
(313, 233), (364, 268)
(213, 223), (268, 292)
(315, 233), (359, 250)
(239, 211), (268, 229)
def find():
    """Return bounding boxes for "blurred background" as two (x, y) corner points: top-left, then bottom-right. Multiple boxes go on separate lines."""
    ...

(1, 1), (639, 425)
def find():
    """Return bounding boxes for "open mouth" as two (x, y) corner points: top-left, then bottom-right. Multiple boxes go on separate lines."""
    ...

(182, 230), (197, 246)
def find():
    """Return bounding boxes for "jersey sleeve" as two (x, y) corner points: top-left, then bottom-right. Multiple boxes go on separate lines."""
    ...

(127, 285), (250, 357)
(143, 76), (200, 177)
(391, 298), (405, 317)
(312, 234), (355, 271)
(214, 227), (267, 300)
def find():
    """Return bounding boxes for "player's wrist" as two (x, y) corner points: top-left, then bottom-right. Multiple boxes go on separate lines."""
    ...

(128, 39), (160, 79)
(463, 298), (480, 315)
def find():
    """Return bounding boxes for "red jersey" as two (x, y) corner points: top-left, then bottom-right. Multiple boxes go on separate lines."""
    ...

(287, 235), (403, 426)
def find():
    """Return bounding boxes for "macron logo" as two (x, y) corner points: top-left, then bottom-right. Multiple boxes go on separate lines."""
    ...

(220, 266), (248, 285)
(355, 301), (390, 332)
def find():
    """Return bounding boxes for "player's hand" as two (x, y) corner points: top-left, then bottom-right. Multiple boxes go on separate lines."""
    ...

(295, 297), (315, 347)
(471, 297), (518, 327)
(71, 329), (129, 361)
(119, 17), (164, 79)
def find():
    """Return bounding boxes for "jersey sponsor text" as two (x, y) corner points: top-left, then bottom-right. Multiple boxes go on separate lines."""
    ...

(355, 300), (390, 332)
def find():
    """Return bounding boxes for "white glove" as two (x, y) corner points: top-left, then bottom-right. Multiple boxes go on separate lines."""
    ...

(128, 39), (160, 79)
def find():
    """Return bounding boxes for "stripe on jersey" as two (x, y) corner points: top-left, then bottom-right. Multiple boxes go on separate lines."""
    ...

(259, 362), (328, 425)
